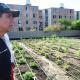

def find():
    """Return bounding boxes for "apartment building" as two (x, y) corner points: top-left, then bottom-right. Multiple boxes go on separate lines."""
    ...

(42, 6), (75, 27)
(8, 2), (75, 31)
(8, 3), (43, 32)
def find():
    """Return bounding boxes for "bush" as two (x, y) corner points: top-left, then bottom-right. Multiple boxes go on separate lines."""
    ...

(59, 19), (72, 30)
(71, 20), (80, 30)
(44, 25), (61, 32)
(23, 72), (35, 80)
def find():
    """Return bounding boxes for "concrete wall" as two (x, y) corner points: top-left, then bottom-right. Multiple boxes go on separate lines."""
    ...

(8, 30), (80, 39)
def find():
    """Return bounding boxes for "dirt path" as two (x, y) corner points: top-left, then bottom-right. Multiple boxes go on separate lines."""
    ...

(20, 43), (73, 80)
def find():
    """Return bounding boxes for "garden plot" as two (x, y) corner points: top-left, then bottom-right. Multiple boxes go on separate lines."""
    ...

(12, 41), (48, 80)
(19, 42), (72, 80)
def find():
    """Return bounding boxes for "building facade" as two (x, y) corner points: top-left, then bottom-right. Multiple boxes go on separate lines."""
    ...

(8, 4), (43, 32)
(75, 11), (80, 20)
(8, 3), (75, 32)
(42, 7), (75, 27)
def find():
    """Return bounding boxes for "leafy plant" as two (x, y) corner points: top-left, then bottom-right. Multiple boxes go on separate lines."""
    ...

(18, 46), (23, 50)
(55, 59), (62, 65)
(39, 50), (45, 56)
(45, 53), (49, 58)
(15, 49), (20, 53)
(58, 46), (68, 53)
(30, 62), (39, 69)
(25, 55), (32, 59)
(75, 50), (80, 59)
(18, 58), (26, 65)
(23, 72), (35, 80)
(63, 63), (70, 71)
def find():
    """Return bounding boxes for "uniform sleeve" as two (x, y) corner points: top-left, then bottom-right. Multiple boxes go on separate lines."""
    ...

(4, 33), (15, 63)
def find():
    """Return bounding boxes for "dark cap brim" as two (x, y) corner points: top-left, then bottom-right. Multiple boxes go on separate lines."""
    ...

(7, 9), (20, 17)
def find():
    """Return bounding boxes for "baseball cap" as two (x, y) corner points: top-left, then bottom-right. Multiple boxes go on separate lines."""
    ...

(0, 3), (20, 17)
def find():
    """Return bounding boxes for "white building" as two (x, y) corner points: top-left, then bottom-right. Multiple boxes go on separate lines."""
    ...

(75, 11), (80, 20)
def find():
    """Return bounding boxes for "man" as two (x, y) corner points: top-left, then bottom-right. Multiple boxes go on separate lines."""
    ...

(0, 3), (20, 80)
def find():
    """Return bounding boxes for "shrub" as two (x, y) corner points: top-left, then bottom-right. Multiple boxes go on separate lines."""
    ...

(71, 20), (80, 30)
(59, 19), (72, 30)
(44, 25), (61, 32)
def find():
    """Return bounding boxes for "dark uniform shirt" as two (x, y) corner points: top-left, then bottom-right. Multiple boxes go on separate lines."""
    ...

(0, 38), (11, 80)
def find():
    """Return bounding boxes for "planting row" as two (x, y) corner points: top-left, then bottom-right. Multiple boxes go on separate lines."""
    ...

(12, 41), (48, 80)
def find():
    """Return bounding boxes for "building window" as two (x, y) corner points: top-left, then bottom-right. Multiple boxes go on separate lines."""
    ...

(53, 15), (56, 19)
(59, 15), (62, 19)
(18, 27), (23, 31)
(45, 16), (48, 21)
(45, 9), (48, 15)
(77, 12), (79, 20)
(26, 27), (30, 31)
(26, 6), (27, 10)
(45, 9), (48, 13)
(33, 13), (35, 18)
(33, 21), (37, 24)
(70, 10), (73, 14)
(39, 16), (42, 18)
(26, 20), (28, 24)
(70, 16), (72, 19)
(64, 16), (66, 18)
(45, 22), (48, 27)
(18, 20), (21, 24)
(39, 22), (43, 31)
(26, 14), (28, 17)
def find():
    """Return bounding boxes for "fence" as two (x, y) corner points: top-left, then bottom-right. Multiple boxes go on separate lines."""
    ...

(8, 30), (80, 39)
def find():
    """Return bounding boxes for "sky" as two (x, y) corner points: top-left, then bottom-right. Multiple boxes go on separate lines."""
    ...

(0, 0), (80, 11)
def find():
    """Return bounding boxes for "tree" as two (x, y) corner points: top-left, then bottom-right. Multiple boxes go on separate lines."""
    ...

(71, 20), (80, 30)
(59, 19), (72, 30)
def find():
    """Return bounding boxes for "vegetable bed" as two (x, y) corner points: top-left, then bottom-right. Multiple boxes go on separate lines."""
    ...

(12, 41), (47, 80)
(21, 36), (80, 80)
